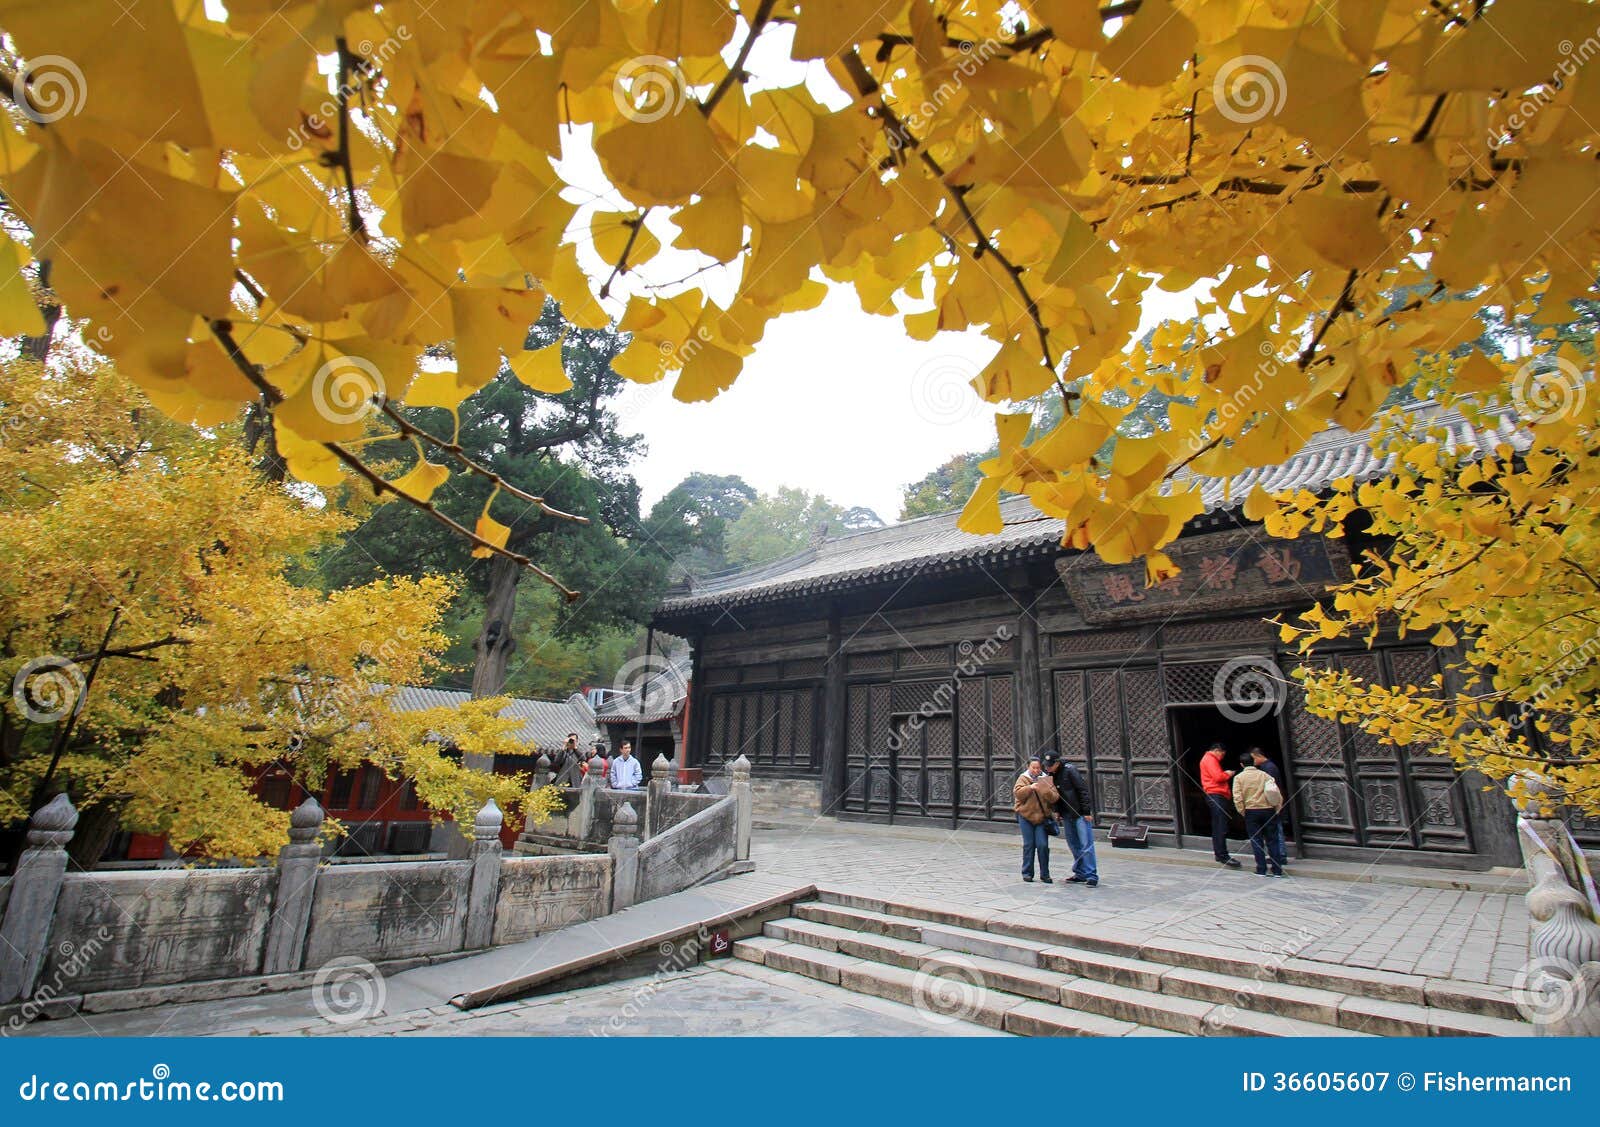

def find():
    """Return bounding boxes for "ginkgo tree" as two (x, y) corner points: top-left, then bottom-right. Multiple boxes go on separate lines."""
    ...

(2, 1), (1600, 804)
(0, 356), (560, 862)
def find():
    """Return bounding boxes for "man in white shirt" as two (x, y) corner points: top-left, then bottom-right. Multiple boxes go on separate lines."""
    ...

(608, 740), (643, 790)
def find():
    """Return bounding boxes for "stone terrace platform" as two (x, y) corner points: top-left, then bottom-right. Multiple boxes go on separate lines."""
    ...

(751, 821), (1529, 989)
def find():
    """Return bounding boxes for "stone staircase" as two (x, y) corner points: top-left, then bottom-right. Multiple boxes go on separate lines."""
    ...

(731, 890), (1532, 1037)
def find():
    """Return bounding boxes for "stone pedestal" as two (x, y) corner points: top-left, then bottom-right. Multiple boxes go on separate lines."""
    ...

(731, 754), (752, 862)
(464, 799), (505, 950)
(609, 802), (640, 912)
(0, 794), (78, 1003)
(262, 798), (324, 975)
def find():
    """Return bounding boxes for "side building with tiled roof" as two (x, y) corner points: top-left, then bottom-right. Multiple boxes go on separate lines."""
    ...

(650, 406), (1546, 869)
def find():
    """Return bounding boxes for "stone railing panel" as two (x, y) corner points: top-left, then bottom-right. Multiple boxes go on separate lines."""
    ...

(48, 868), (275, 994)
(302, 861), (470, 968)
(492, 854), (611, 946)
(649, 791), (722, 838)
(634, 796), (736, 903)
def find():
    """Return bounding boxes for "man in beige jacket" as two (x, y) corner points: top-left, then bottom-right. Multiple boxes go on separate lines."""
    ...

(1232, 758), (1285, 877)
(1013, 756), (1059, 884)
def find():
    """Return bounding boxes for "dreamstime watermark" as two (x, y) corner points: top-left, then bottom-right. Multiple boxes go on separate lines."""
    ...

(16, 1064), (284, 1103)
(1200, 922), (1325, 1032)
(1212, 55), (1287, 125)
(2, 926), (113, 1036)
(1488, 30), (1600, 149)
(285, 28), (412, 151)
(311, 354), (385, 425)
(1511, 354), (1587, 424)
(1185, 339), (1280, 456)
(10, 655), (86, 724)
(592, 926), (712, 1034)
(611, 651), (678, 718)
(885, 627), (1014, 755)
(909, 354), (984, 426)
(893, 37), (1005, 148)
(1512, 628), (1600, 730)
(311, 955), (387, 1025)
(613, 55), (690, 123)
(1512, 954), (1600, 1026)
(12, 54), (87, 124)
(912, 956), (988, 1026)
(1213, 655), (1284, 724)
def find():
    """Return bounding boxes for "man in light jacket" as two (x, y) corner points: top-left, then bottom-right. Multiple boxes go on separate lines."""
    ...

(1232, 756), (1285, 877)
(1013, 756), (1059, 884)
(609, 740), (643, 790)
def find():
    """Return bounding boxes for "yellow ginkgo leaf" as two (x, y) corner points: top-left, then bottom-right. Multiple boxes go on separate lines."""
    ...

(404, 370), (474, 412)
(471, 510), (513, 559)
(673, 342), (742, 402)
(0, 237), (45, 337)
(970, 341), (1055, 403)
(1096, 0), (1197, 87)
(391, 459), (451, 504)
(509, 338), (573, 394)
(593, 111), (729, 206)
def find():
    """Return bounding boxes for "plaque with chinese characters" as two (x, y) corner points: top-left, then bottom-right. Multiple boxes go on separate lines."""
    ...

(1057, 528), (1353, 624)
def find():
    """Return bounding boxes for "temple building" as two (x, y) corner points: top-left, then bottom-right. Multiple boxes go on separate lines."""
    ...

(650, 408), (1583, 869)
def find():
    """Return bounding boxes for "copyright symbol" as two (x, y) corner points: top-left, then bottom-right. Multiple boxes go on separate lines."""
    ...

(1398, 1073), (1415, 1091)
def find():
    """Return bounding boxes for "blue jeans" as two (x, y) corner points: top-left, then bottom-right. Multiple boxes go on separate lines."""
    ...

(1205, 793), (1234, 861)
(1063, 816), (1098, 881)
(1245, 808), (1285, 874)
(1017, 815), (1050, 879)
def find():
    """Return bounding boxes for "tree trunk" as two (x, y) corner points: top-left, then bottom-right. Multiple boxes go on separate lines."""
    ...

(467, 554), (521, 769)
(65, 802), (124, 870)
(471, 555), (521, 700)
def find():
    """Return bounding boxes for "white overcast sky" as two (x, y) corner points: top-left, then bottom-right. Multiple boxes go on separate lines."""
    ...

(545, 20), (1197, 522)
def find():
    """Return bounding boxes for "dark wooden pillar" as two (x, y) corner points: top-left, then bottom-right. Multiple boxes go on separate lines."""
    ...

(685, 635), (705, 770)
(1016, 592), (1046, 761)
(820, 606), (847, 814)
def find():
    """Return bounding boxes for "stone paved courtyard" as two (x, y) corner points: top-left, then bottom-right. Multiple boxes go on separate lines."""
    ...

(8, 820), (1530, 1036)
(750, 821), (1530, 988)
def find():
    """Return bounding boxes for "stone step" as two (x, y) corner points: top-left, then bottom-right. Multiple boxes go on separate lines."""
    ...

(762, 917), (939, 969)
(732, 937), (1170, 1036)
(809, 889), (1524, 1026)
(717, 956), (1008, 1036)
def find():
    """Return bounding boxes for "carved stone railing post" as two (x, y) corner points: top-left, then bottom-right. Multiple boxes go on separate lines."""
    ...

(647, 754), (673, 837)
(262, 798), (324, 976)
(0, 794), (77, 1003)
(570, 753), (605, 841)
(609, 802), (640, 913)
(1518, 814), (1600, 1036)
(464, 799), (505, 950)
(731, 754), (752, 862)
(532, 752), (552, 792)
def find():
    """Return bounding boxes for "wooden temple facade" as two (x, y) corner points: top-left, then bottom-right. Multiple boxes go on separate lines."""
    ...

(652, 410), (1592, 869)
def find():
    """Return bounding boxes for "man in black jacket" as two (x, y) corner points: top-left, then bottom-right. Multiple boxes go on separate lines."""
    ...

(1044, 752), (1099, 887)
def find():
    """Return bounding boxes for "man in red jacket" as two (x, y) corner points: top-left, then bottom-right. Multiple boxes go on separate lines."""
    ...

(1200, 743), (1242, 868)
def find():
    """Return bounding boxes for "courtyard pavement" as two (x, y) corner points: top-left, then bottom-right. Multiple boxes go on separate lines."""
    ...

(7, 820), (1529, 1036)
(750, 820), (1530, 988)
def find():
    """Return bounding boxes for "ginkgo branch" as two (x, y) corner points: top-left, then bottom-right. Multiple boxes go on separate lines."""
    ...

(838, 48), (1060, 380)
(377, 399), (590, 524)
(207, 318), (581, 600)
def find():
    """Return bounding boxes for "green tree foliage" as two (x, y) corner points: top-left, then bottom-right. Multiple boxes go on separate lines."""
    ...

(318, 302), (664, 696)
(642, 472), (757, 579)
(725, 487), (884, 568)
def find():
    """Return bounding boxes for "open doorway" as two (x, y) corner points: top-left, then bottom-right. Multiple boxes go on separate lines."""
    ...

(1169, 707), (1291, 847)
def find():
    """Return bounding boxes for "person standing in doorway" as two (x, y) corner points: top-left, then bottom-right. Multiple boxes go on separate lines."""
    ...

(609, 740), (643, 790)
(1200, 743), (1242, 868)
(1246, 747), (1289, 875)
(1044, 753), (1098, 887)
(1013, 756), (1059, 884)
(1232, 753), (1285, 876)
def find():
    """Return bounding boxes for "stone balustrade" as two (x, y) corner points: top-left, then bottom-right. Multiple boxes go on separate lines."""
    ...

(0, 756), (755, 1013)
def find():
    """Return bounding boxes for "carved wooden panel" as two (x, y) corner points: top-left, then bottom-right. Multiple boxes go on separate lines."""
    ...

(867, 685), (892, 814)
(1123, 667), (1166, 759)
(1052, 628), (1147, 657)
(784, 657), (825, 679)
(844, 685), (869, 811)
(901, 645), (951, 668)
(849, 652), (894, 673)
(1162, 618), (1274, 647)
(1088, 670), (1123, 764)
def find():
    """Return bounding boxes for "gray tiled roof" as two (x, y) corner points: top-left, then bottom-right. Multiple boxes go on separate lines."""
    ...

(596, 648), (692, 724)
(656, 404), (1528, 618)
(384, 685), (599, 753)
